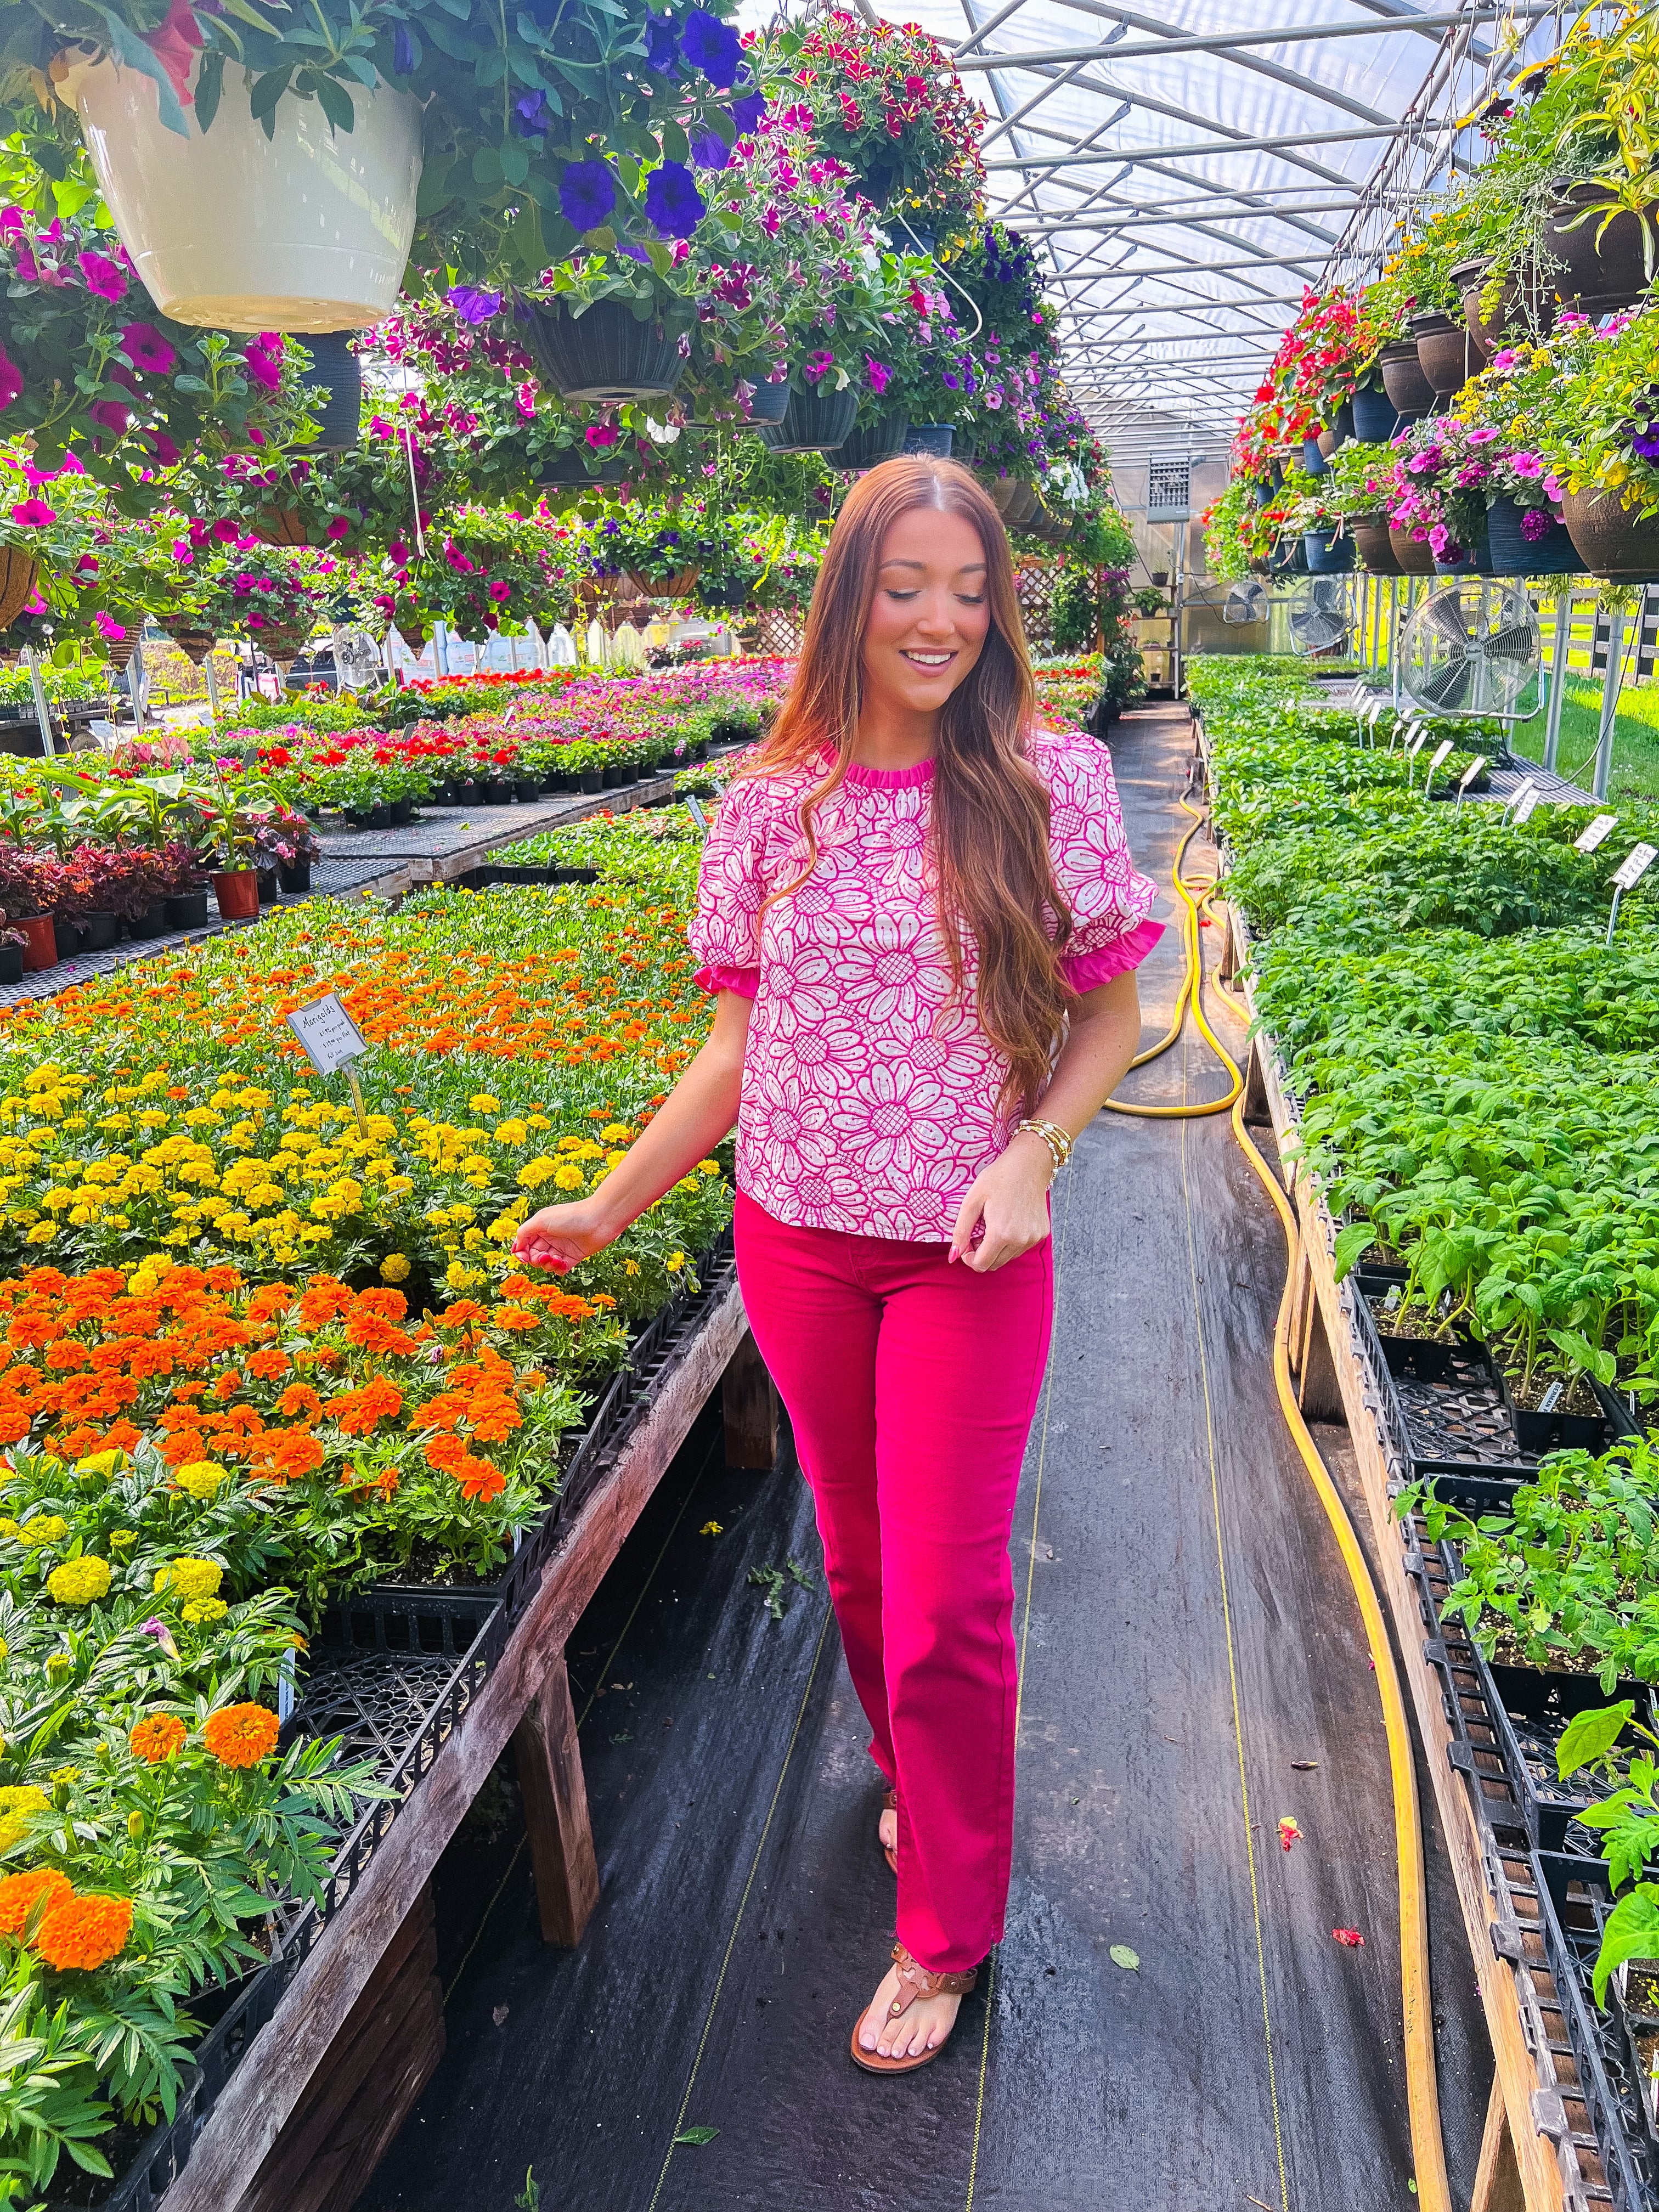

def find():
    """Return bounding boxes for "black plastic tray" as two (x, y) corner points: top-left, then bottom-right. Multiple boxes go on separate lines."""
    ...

(1535, 1849), (1659, 2209)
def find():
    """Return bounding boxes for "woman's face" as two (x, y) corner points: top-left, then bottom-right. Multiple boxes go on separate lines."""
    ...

(861, 504), (991, 718)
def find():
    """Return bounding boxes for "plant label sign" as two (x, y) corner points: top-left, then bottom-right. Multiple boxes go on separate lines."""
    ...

(1506, 777), (1539, 821)
(1577, 814), (1619, 854)
(684, 796), (708, 833)
(1427, 739), (1455, 773)
(1611, 842), (1658, 893)
(1457, 755), (1487, 792)
(286, 994), (368, 1077)
(1407, 731), (1427, 759)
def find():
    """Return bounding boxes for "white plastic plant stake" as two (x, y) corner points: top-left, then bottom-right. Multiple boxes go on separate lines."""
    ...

(1454, 755), (1487, 808)
(1605, 842), (1658, 947)
(1425, 737), (1454, 791)
(1576, 813), (1619, 854)
(1511, 784), (1542, 825)
(1504, 776), (1538, 822)
(66, 58), (421, 331)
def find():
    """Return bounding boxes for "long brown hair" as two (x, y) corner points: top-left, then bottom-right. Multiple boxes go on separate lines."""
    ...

(741, 456), (1073, 1114)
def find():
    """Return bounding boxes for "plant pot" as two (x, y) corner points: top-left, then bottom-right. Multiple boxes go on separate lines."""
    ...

(210, 869), (259, 922)
(297, 333), (361, 450)
(698, 577), (754, 610)
(1304, 528), (1356, 574)
(483, 777), (512, 804)
(1268, 541), (1308, 577)
(578, 770), (606, 793)
(1351, 515), (1402, 574)
(836, 413), (916, 473)
(1486, 494), (1587, 577)
(0, 546), (38, 632)
(1387, 527), (1437, 575)
(1351, 384), (1403, 443)
(904, 424), (953, 458)
(626, 565), (700, 599)
(1316, 427), (1339, 459)
(78, 911), (120, 952)
(276, 861), (312, 894)
(979, 471), (1020, 515)
(1433, 518), (1493, 575)
(456, 780), (483, 806)
(536, 451), (630, 490)
(126, 900), (170, 939)
(741, 379), (792, 427)
(167, 625), (219, 666)
(523, 298), (685, 407)
(1379, 342), (1436, 417)
(514, 778), (541, 804)
(0, 944), (21, 985)
(256, 867), (279, 905)
(1003, 483), (1041, 528)
(1561, 484), (1659, 577)
(1547, 180), (1657, 315)
(52, 917), (82, 962)
(758, 385), (859, 455)
(15, 915), (55, 972)
(602, 763), (634, 788)
(851, 158), (899, 210)
(388, 799), (414, 825)
(66, 57), (421, 330)
(1301, 436), (1328, 477)
(164, 891), (210, 932)
(1412, 310), (1477, 397)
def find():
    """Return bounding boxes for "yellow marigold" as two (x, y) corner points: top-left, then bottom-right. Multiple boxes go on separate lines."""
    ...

(47, 1556), (111, 1606)
(34, 1890), (133, 1971)
(153, 1557), (223, 1602)
(697, 1159), (720, 1176)
(666, 1251), (686, 1272)
(202, 1703), (279, 1770)
(379, 1252), (412, 1283)
(173, 1462), (227, 1501)
(551, 1163), (585, 1191)
(0, 1784), (48, 1850)
(74, 1451), (125, 1480)
(468, 1093), (500, 1115)
(600, 1124), (634, 1143)
(18, 1516), (67, 1549)
(0, 1866), (70, 1936)
(0, 1521), (19, 1542)
(182, 1598), (229, 1624)
(128, 1714), (187, 1765)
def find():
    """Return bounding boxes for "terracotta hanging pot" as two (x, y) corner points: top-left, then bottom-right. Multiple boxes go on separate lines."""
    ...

(1351, 516), (1402, 574)
(0, 547), (38, 632)
(1379, 342), (1436, 416)
(1387, 527), (1437, 575)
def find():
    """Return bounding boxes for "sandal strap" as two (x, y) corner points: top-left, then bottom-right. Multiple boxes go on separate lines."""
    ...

(884, 1942), (978, 2019)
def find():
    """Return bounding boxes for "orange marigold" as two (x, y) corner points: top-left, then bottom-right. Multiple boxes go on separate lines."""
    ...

(0, 1867), (72, 1939)
(129, 1713), (187, 1764)
(263, 1431), (325, 1481)
(245, 1349), (290, 1381)
(202, 1703), (279, 1770)
(455, 1454), (505, 1502)
(275, 1383), (324, 1423)
(34, 1890), (132, 1971)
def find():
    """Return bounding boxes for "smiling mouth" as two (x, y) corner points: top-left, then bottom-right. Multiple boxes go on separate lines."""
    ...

(900, 650), (956, 670)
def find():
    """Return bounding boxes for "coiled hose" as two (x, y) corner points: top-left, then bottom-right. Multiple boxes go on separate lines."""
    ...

(1110, 790), (1453, 2212)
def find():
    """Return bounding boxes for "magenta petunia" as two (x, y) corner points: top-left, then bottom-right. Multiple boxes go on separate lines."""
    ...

(585, 424), (619, 448)
(119, 321), (177, 375)
(78, 251), (128, 302)
(488, 578), (511, 602)
(8, 498), (54, 527)
(325, 515), (351, 539)
(0, 345), (21, 411)
(88, 399), (129, 436)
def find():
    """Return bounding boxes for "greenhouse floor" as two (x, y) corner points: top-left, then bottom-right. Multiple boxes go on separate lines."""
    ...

(359, 703), (1491, 2212)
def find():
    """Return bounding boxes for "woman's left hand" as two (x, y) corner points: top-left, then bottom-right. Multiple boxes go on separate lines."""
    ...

(949, 1131), (1054, 1272)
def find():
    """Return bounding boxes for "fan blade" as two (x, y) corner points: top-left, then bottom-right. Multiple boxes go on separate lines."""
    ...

(1424, 593), (1477, 650)
(1481, 620), (1541, 667)
(1415, 659), (1475, 711)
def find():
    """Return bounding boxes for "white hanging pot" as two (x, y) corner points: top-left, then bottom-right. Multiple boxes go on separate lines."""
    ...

(64, 54), (421, 332)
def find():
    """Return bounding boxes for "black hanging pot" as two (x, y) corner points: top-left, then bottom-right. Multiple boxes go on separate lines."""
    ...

(852, 159), (899, 210)
(837, 411), (911, 471)
(758, 385), (859, 455)
(1380, 342), (1436, 417)
(742, 379), (792, 427)
(904, 424), (953, 458)
(537, 450), (630, 490)
(1486, 494), (1587, 577)
(698, 575), (754, 610)
(1546, 181), (1657, 315)
(523, 298), (686, 406)
(1432, 517), (1493, 575)
(1351, 384), (1402, 443)
(298, 333), (362, 450)
(1561, 484), (1659, 578)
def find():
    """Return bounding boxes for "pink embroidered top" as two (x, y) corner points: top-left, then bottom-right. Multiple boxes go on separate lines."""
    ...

(689, 727), (1163, 1242)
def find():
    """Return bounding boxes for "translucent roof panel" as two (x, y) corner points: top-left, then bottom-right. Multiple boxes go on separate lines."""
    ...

(821, 0), (1578, 441)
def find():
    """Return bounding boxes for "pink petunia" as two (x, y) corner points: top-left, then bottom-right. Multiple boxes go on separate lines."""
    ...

(0, 210), (20, 246)
(325, 515), (351, 539)
(9, 498), (53, 526)
(1513, 451), (1543, 478)
(78, 251), (128, 302)
(119, 321), (176, 375)
(145, 429), (180, 466)
(93, 611), (125, 640)
(585, 424), (619, 448)
(0, 345), (21, 411)
(88, 399), (129, 436)
(488, 578), (511, 602)
(866, 358), (891, 396)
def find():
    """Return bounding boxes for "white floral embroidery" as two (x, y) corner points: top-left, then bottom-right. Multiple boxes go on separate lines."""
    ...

(690, 731), (1160, 1240)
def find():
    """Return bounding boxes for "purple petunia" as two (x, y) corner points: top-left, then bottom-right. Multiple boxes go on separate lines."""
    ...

(560, 160), (617, 234)
(78, 251), (127, 302)
(447, 285), (502, 325)
(645, 12), (676, 72)
(645, 160), (705, 239)
(690, 127), (731, 170)
(680, 6), (741, 87)
(393, 23), (415, 72)
(1632, 419), (1659, 461)
(728, 67), (764, 134)
(516, 89), (551, 138)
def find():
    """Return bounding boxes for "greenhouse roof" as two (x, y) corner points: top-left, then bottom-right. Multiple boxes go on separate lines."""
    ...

(833, 0), (1585, 443)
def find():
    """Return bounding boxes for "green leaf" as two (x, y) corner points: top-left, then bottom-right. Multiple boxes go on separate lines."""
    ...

(674, 2125), (719, 2146)
(1109, 1944), (1139, 1971)
(1332, 1222), (1374, 1282)
(248, 67), (293, 127)
(312, 71), (357, 136)
(661, 117), (690, 166)
(87, 6), (190, 136)
(500, 140), (531, 187)
(1557, 1702), (1635, 1780)
(1595, 1884), (1659, 2006)
(195, 49), (226, 133)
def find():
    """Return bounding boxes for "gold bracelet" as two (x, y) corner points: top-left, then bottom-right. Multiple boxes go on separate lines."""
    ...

(1017, 1117), (1074, 1169)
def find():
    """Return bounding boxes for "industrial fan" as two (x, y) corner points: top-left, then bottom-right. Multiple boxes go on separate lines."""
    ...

(1399, 580), (1541, 720)
(1285, 577), (1353, 657)
(1222, 579), (1269, 625)
(332, 627), (385, 691)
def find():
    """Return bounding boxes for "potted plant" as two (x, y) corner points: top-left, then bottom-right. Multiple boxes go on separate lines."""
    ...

(192, 780), (266, 919)
(254, 805), (323, 894)
(0, 923), (24, 984)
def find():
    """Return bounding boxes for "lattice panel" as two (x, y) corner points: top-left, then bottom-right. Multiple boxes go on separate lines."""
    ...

(752, 608), (806, 658)
(1017, 561), (1060, 653)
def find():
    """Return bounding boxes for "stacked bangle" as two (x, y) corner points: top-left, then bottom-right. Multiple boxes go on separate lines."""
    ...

(1015, 1117), (1074, 1181)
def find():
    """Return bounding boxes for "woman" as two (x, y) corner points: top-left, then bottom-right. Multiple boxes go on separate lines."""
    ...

(513, 458), (1160, 2075)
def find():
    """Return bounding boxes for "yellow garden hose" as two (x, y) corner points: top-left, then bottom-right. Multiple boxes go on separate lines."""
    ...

(1119, 789), (1453, 2212)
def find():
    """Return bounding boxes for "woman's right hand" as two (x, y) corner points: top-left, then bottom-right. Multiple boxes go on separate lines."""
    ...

(512, 1200), (621, 1275)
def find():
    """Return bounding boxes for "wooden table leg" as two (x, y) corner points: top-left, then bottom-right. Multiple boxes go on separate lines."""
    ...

(512, 1651), (600, 1948)
(723, 1328), (778, 1471)
(1471, 2072), (1525, 2212)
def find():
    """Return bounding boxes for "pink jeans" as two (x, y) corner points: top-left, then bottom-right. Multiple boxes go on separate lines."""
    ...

(733, 1189), (1054, 1972)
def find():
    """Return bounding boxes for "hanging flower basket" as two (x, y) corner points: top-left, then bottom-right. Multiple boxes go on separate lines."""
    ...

(1351, 384), (1402, 443)
(253, 624), (312, 668)
(166, 626), (219, 666)
(395, 619), (428, 653)
(836, 412), (911, 471)
(1350, 516), (1401, 573)
(103, 636), (138, 672)
(741, 380), (793, 429)
(1304, 528), (1357, 575)
(1002, 482), (1040, 529)
(1378, 343), (1435, 419)
(1387, 527), (1437, 575)
(523, 300), (685, 407)
(625, 566), (700, 599)
(697, 576), (754, 610)
(1410, 312), (1474, 398)
(0, 549), (38, 633)
(251, 506), (314, 549)
(976, 471), (1020, 516)
(1486, 496), (1585, 578)
(757, 385), (858, 455)
(537, 451), (630, 491)
(298, 334), (362, 450)
(1545, 182), (1657, 317)
(65, 59), (421, 331)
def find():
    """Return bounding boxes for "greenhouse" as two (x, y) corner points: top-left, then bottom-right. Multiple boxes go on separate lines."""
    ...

(1, 1), (1658, 2209)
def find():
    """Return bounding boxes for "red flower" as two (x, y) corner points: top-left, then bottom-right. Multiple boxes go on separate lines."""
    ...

(143, 0), (205, 108)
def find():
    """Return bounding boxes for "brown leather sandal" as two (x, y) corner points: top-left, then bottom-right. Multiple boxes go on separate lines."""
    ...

(879, 1785), (898, 1875)
(849, 1943), (978, 2076)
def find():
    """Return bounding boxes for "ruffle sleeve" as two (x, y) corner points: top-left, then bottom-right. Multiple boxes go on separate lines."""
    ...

(1034, 730), (1165, 992)
(688, 777), (769, 999)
